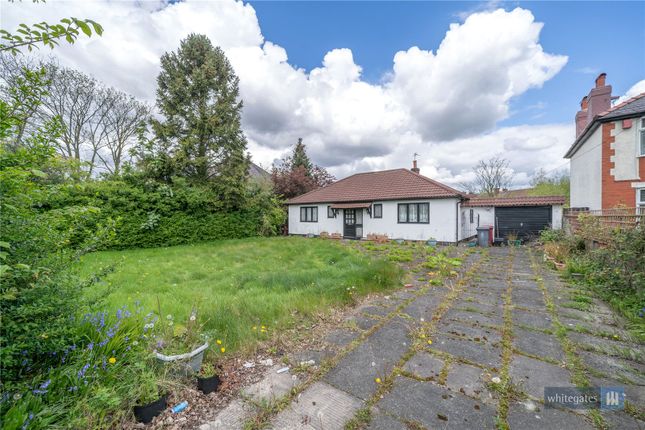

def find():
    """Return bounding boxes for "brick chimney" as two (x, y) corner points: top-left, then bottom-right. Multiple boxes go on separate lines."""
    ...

(575, 73), (612, 138)
(411, 159), (420, 174)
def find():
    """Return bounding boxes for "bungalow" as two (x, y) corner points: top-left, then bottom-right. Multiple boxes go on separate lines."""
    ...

(287, 162), (565, 242)
(564, 73), (645, 210)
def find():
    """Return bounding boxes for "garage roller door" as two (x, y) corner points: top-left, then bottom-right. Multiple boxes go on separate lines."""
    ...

(495, 206), (552, 239)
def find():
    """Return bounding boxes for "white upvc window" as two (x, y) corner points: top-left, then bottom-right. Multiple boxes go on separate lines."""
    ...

(637, 188), (645, 209)
(639, 117), (645, 156)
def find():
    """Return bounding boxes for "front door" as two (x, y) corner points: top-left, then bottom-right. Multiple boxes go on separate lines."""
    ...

(343, 209), (363, 239)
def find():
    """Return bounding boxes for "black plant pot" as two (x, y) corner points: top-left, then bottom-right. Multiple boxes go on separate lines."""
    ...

(134, 395), (167, 424)
(197, 375), (221, 394)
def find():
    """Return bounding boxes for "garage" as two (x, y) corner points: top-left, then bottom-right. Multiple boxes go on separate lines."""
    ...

(495, 205), (552, 239)
(461, 195), (566, 241)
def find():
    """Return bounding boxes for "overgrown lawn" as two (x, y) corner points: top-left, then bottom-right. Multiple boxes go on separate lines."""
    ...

(79, 237), (400, 352)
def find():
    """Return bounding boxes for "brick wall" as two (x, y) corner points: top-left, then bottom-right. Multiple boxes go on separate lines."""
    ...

(601, 122), (645, 208)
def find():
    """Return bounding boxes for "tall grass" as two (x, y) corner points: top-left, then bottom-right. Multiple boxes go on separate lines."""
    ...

(79, 237), (401, 352)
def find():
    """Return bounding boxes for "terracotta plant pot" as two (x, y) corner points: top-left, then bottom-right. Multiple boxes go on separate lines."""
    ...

(134, 395), (167, 424)
(197, 374), (221, 394)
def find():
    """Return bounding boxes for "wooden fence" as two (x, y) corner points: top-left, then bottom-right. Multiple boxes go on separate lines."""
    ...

(564, 207), (644, 242)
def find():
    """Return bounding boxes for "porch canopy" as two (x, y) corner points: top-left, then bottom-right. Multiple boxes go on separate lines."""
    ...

(330, 202), (371, 209)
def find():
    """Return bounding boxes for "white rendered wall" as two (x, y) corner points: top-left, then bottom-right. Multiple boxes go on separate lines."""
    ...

(289, 198), (460, 242)
(570, 126), (602, 210)
(610, 120), (640, 181)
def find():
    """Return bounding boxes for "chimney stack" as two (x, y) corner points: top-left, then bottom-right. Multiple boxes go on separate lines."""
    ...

(411, 159), (420, 174)
(575, 73), (612, 138)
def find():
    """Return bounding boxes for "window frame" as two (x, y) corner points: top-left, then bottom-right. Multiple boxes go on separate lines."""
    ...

(469, 209), (474, 224)
(639, 117), (645, 157)
(397, 202), (430, 224)
(373, 203), (383, 219)
(327, 205), (335, 218)
(300, 206), (318, 223)
(637, 188), (645, 208)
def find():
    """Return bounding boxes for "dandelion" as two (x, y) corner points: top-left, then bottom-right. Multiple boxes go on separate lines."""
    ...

(108, 357), (116, 364)
(166, 314), (173, 320)
(252, 326), (257, 330)
(190, 315), (196, 322)
(168, 321), (174, 326)
(220, 347), (226, 353)
(427, 340), (433, 345)
(132, 340), (139, 346)
(375, 377), (382, 384)
(216, 339), (222, 345)
(420, 334), (426, 339)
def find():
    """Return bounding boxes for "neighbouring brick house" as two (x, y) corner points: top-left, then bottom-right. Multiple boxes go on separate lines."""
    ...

(565, 73), (645, 210)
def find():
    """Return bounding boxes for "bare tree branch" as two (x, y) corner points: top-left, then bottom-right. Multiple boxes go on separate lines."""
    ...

(471, 155), (514, 196)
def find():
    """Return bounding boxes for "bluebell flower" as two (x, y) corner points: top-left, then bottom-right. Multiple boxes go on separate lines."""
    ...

(78, 363), (90, 379)
(87, 342), (94, 351)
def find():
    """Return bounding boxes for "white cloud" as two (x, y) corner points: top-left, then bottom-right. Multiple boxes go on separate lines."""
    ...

(616, 79), (645, 104)
(2, 0), (571, 185)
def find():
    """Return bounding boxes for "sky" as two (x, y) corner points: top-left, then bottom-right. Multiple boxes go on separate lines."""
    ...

(2, 0), (645, 187)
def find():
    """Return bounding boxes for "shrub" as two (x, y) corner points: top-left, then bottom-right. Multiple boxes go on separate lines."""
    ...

(38, 177), (285, 250)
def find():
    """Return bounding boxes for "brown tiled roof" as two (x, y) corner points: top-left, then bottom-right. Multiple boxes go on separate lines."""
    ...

(564, 92), (645, 158)
(287, 168), (464, 204)
(462, 195), (566, 207)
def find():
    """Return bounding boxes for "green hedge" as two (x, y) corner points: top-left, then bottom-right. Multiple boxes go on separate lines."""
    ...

(39, 179), (267, 250)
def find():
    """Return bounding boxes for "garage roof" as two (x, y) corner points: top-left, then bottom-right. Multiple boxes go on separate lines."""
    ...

(462, 195), (566, 207)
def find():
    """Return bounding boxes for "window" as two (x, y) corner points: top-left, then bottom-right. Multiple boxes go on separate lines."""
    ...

(469, 209), (474, 224)
(640, 117), (645, 156)
(397, 203), (429, 223)
(373, 204), (382, 218)
(638, 188), (645, 209)
(327, 206), (335, 218)
(300, 206), (318, 222)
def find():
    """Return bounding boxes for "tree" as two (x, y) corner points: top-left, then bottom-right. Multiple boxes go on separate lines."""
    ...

(151, 34), (249, 208)
(271, 139), (335, 199)
(95, 88), (150, 175)
(1, 17), (102, 55)
(529, 168), (570, 201)
(470, 155), (514, 196)
(291, 138), (312, 172)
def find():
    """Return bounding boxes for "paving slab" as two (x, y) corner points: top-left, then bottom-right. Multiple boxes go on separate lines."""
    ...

(512, 308), (554, 331)
(324, 320), (411, 400)
(509, 355), (573, 399)
(443, 308), (504, 328)
(431, 335), (503, 369)
(358, 305), (391, 317)
(377, 376), (497, 429)
(567, 332), (644, 359)
(271, 381), (362, 430)
(513, 327), (565, 362)
(445, 362), (491, 400)
(507, 401), (592, 430)
(365, 409), (407, 430)
(601, 410), (645, 430)
(400, 291), (445, 320)
(579, 351), (645, 385)
(324, 328), (360, 347)
(438, 320), (502, 345)
(402, 352), (444, 379)
(453, 300), (503, 315)
(589, 376), (645, 407)
(199, 399), (255, 430)
(348, 315), (381, 331)
(242, 366), (301, 402)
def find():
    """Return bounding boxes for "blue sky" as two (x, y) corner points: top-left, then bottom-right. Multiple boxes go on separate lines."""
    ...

(251, 1), (645, 127)
(5, 0), (644, 185)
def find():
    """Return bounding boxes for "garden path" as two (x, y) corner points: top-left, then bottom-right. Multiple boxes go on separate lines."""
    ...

(199, 246), (644, 430)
